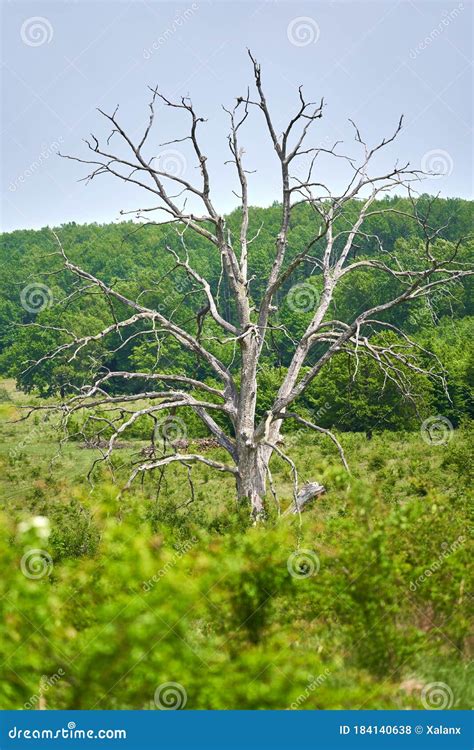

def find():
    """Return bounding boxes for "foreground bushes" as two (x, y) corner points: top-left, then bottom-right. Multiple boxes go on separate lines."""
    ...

(0, 425), (471, 710)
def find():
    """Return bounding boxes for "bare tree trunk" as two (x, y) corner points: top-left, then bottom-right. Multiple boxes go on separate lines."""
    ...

(236, 443), (268, 521)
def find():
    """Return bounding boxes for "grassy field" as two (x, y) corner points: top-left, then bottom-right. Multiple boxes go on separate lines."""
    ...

(0, 379), (472, 710)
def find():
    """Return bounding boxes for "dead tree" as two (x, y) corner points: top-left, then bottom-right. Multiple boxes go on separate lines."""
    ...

(23, 52), (472, 520)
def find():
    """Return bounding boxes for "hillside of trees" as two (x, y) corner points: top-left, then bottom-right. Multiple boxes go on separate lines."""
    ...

(1, 195), (472, 433)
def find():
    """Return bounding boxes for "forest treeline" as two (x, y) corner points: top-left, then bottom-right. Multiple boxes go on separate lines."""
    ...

(0, 195), (472, 433)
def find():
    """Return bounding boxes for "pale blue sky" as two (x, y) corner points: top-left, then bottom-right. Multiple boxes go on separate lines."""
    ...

(1, 0), (472, 231)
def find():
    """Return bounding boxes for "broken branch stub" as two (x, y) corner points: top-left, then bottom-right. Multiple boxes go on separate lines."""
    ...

(291, 482), (326, 514)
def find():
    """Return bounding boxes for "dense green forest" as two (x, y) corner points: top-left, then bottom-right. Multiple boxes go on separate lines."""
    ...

(1, 195), (473, 432)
